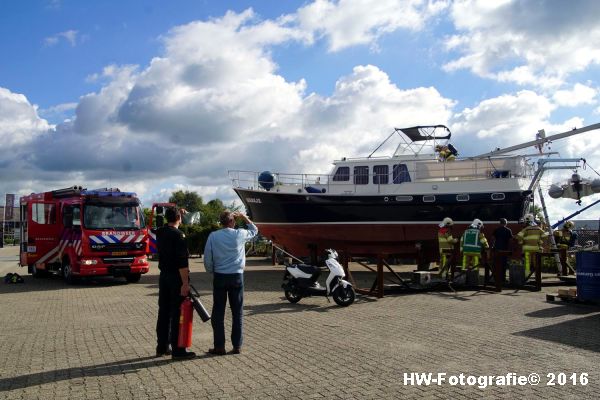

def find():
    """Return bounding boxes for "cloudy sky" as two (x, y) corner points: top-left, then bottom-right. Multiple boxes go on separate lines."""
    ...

(1, 0), (599, 222)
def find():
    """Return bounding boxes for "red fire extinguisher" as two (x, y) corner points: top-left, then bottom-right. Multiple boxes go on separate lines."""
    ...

(178, 297), (194, 348)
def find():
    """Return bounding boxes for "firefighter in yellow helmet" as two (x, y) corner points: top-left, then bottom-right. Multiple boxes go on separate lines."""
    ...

(435, 145), (456, 162)
(460, 219), (489, 270)
(516, 214), (548, 277)
(438, 217), (458, 278)
(553, 220), (577, 274)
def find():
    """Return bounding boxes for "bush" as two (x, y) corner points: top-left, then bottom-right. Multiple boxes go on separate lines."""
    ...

(180, 223), (220, 257)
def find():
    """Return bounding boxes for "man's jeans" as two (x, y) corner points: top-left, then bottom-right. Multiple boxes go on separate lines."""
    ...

(211, 273), (244, 349)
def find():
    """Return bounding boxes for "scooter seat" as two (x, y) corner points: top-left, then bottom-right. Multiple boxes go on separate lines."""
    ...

(294, 264), (319, 275)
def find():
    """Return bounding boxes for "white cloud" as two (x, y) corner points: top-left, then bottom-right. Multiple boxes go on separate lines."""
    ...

(296, 0), (448, 52)
(0, 87), (53, 147)
(444, 0), (600, 87)
(38, 102), (78, 122)
(451, 90), (554, 156)
(44, 30), (80, 47)
(552, 83), (597, 107)
(294, 64), (455, 170)
(117, 10), (307, 144)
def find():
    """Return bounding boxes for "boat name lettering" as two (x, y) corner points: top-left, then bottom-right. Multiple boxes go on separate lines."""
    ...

(246, 198), (262, 204)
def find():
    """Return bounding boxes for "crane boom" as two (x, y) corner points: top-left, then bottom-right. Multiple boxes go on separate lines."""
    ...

(474, 122), (600, 158)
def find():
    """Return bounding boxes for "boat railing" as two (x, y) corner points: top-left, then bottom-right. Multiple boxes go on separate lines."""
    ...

(229, 158), (534, 194)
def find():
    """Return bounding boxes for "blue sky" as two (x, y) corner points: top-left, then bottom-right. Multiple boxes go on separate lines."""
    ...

(1, 0), (599, 221)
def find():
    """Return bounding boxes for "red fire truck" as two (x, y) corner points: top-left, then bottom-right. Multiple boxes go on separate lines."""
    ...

(19, 186), (150, 284)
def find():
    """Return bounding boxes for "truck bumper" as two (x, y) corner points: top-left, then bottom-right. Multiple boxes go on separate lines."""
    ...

(78, 255), (150, 276)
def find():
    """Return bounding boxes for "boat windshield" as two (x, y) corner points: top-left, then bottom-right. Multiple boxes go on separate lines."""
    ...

(83, 203), (146, 230)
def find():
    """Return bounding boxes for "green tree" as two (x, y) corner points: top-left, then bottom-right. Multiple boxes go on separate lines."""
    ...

(142, 207), (152, 227)
(168, 190), (204, 213)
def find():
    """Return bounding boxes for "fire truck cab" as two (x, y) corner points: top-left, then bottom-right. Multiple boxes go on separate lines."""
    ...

(19, 186), (149, 284)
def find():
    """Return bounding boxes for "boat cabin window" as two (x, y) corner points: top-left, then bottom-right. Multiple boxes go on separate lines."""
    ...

(456, 194), (470, 202)
(354, 166), (369, 185)
(491, 193), (505, 200)
(332, 166), (350, 182)
(393, 164), (411, 183)
(423, 195), (436, 203)
(373, 165), (389, 184)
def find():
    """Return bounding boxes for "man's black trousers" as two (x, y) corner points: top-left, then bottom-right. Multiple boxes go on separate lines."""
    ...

(156, 272), (185, 353)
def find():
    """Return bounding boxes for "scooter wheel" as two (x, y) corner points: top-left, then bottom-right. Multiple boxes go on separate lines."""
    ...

(284, 289), (302, 304)
(333, 286), (355, 307)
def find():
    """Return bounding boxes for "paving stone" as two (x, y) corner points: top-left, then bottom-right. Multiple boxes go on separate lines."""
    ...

(1, 246), (599, 399)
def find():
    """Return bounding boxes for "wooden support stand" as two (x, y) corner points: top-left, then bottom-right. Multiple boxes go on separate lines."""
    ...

(341, 253), (409, 298)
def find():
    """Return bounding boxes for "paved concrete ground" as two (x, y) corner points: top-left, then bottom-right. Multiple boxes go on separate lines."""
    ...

(0, 245), (599, 399)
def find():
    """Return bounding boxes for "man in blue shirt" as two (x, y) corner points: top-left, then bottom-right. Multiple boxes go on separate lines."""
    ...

(204, 211), (258, 355)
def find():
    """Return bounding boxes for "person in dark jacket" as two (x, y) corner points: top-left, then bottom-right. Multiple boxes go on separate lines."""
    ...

(492, 218), (513, 279)
(155, 207), (195, 360)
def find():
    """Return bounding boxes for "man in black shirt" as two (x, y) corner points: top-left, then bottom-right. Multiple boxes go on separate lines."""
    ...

(155, 207), (195, 360)
(492, 218), (513, 279)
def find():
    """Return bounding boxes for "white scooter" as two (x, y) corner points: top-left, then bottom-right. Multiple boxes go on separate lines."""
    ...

(282, 249), (355, 307)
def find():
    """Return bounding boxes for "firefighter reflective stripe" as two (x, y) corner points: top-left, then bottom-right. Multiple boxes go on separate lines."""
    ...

(438, 228), (457, 252)
(517, 226), (545, 251)
(524, 251), (534, 275)
(462, 254), (480, 269)
(35, 229), (82, 266)
(462, 228), (481, 253)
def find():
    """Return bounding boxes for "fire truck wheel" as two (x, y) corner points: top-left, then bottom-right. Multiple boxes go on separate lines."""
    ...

(62, 258), (77, 285)
(125, 273), (142, 283)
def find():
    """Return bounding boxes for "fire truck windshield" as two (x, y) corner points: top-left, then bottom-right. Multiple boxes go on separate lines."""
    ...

(83, 204), (146, 230)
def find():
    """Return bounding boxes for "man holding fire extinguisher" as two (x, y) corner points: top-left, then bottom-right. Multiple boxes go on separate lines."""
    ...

(155, 207), (196, 360)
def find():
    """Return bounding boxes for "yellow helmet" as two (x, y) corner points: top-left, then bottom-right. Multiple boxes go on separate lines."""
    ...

(439, 217), (454, 227)
(564, 221), (574, 229)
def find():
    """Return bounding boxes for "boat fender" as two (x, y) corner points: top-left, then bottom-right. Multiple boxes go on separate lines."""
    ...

(258, 171), (275, 191)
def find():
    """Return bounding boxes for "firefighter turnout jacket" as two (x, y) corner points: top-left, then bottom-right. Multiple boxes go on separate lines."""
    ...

(517, 225), (546, 252)
(460, 227), (489, 254)
(553, 228), (575, 249)
(438, 227), (458, 253)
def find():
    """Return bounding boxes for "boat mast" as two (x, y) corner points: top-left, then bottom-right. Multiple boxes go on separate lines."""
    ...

(474, 122), (600, 158)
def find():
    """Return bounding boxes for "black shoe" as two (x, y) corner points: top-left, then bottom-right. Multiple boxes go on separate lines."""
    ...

(207, 347), (226, 356)
(171, 351), (196, 360)
(228, 348), (242, 355)
(156, 346), (172, 357)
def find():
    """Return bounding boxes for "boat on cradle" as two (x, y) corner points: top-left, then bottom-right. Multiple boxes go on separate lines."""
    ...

(229, 123), (600, 261)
